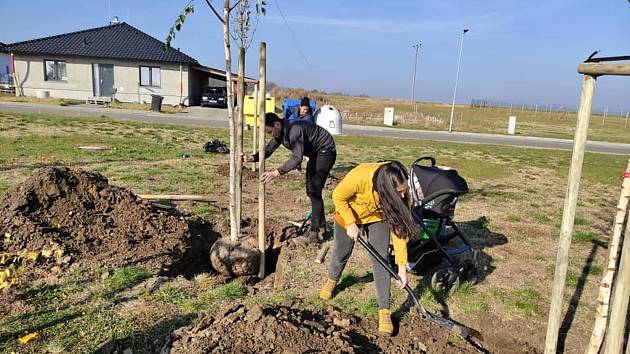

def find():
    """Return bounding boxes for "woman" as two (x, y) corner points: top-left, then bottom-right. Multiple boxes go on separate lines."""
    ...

(319, 161), (416, 336)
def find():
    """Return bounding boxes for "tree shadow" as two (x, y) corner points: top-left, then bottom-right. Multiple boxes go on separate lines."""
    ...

(557, 239), (606, 352)
(336, 272), (374, 293)
(110, 314), (196, 354)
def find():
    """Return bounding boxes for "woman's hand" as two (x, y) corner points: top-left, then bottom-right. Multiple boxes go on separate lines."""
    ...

(396, 266), (408, 289)
(346, 223), (360, 241)
(260, 170), (280, 184)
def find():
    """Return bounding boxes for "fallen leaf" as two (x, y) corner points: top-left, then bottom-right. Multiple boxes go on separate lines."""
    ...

(18, 332), (38, 344)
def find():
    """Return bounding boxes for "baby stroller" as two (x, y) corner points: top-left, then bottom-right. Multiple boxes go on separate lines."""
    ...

(399, 156), (478, 294)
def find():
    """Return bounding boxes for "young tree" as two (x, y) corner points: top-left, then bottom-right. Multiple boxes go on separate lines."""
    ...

(166, 0), (264, 242)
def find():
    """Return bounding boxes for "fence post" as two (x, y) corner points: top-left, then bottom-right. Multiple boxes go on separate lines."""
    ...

(544, 74), (597, 354)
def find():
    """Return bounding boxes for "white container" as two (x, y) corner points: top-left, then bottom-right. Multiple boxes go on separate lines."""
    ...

(384, 107), (394, 126)
(314, 105), (343, 135)
(508, 116), (517, 135)
(36, 90), (50, 99)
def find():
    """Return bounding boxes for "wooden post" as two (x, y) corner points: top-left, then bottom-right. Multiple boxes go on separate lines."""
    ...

(544, 74), (597, 354)
(236, 47), (246, 238)
(251, 83), (258, 172)
(586, 157), (630, 354)
(603, 211), (630, 354)
(625, 113), (628, 129)
(602, 107), (608, 125)
(257, 42), (267, 279)
(534, 104), (538, 118)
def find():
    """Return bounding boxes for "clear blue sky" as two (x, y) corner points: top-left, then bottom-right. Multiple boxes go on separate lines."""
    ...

(1, 0), (629, 112)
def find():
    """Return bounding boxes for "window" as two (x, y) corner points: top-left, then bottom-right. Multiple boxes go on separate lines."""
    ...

(44, 60), (67, 81)
(139, 66), (160, 87)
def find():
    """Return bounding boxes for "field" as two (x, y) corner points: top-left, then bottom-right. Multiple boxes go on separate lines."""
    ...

(0, 111), (627, 353)
(323, 95), (630, 143)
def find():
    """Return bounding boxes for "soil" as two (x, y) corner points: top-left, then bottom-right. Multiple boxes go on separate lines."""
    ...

(167, 302), (481, 354)
(0, 167), (218, 283)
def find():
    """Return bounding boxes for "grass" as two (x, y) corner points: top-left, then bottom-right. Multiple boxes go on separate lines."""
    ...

(324, 94), (630, 143)
(0, 110), (623, 353)
(573, 231), (599, 244)
(108, 268), (151, 292)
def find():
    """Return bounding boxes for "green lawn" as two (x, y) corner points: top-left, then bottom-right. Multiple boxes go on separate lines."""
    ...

(0, 111), (625, 353)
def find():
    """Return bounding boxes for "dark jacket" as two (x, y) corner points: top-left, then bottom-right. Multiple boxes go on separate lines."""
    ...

(254, 120), (335, 175)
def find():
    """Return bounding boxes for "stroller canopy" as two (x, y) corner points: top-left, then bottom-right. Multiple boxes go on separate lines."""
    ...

(411, 164), (469, 201)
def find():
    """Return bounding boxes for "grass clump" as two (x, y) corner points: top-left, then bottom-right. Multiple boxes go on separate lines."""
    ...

(108, 267), (151, 292)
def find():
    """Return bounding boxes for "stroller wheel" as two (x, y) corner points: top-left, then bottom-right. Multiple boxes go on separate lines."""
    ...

(459, 259), (479, 285)
(431, 267), (460, 295)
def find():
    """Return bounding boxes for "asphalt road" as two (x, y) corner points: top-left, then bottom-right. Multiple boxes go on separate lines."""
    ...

(1, 101), (629, 155)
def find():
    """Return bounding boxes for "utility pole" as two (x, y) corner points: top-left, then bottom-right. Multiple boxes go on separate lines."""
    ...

(411, 43), (421, 114)
(448, 29), (469, 133)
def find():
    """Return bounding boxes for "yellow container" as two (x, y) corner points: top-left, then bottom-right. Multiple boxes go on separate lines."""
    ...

(245, 95), (276, 126)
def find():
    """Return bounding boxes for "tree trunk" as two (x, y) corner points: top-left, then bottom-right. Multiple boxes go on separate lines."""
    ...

(223, 0), (239, 241)
(236, 47), (245, 234)
(586, 158), (630, 354)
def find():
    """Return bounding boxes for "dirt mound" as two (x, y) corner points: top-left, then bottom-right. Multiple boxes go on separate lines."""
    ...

(167, 303), (479, 353)
(0, 167), (217, 282)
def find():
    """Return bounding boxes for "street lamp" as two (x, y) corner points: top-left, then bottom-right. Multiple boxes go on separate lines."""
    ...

(448, 28), (469, 133)
(411, 43), (421, 113)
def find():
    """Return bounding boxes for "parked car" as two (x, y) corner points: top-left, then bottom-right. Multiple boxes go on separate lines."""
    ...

(201, 87), (228, 108)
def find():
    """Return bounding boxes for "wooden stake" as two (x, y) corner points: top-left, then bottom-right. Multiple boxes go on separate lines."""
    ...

(544, 74), (597, 354)
(586, 157), (630, 354)
(603, 206), (630, 354)
(235, 47), (246, 238)
(257, 42), (267, 279)
(251, 83), (258, 171)
(625, 113), (629, 129)
(137, 194), (216, 202)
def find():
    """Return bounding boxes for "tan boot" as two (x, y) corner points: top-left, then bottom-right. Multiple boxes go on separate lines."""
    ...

(319, 278), (338, 300)
(378, 308), (394, 336)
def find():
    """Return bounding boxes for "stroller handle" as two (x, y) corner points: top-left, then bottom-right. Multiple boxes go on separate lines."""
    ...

(413, 156), (436, 167)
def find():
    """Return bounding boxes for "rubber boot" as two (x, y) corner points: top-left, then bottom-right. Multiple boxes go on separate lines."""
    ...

(319, 278), (338, 300)
(378, 308), (394, 336)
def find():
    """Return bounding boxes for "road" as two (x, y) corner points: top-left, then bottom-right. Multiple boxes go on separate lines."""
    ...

(1, 101), (629, 155)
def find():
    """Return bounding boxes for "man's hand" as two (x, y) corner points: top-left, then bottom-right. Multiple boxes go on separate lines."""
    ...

(346, 223), (360, 241)
(260, 170), (280, 184)
(241, 153), (255, 163)
(396, 266), (408, 289)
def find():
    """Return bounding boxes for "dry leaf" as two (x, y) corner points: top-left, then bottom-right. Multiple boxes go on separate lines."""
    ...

(18, 332), (38, 344)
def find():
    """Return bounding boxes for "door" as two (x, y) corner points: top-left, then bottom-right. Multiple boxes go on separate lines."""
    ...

(92, 64), (114, 97)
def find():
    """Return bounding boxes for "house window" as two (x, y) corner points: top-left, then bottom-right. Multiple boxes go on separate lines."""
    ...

(140, 66), (160, 87)
(44, 60), (67, 81)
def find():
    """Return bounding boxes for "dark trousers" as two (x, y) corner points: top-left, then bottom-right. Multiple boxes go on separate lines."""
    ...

(306, 150), (336, 231)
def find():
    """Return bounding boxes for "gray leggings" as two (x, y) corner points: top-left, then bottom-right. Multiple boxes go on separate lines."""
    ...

(327, 220), (392, 309)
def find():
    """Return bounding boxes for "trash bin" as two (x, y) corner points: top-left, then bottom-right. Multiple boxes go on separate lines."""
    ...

(150, 95), (164, 112)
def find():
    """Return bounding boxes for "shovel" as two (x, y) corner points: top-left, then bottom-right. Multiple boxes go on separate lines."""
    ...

(356, 234), (485, 346)
(288, 211), (312, 235)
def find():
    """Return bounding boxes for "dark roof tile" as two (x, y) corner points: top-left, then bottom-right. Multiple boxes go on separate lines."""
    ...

(1, 23), (197, 64)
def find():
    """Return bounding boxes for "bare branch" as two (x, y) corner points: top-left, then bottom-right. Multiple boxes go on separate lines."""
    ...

(205, 0), (225, 24)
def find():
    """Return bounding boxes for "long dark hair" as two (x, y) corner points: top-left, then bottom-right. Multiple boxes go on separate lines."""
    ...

(373, 161), (416, 239)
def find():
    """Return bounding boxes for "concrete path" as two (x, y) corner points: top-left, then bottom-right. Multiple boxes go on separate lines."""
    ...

(1, 101), (629, 155)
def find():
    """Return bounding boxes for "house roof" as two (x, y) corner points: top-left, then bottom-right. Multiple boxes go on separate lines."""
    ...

(0, 23), (198, 64)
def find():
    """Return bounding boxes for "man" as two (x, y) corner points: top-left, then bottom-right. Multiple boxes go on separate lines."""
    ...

(243, 113), (336, 242)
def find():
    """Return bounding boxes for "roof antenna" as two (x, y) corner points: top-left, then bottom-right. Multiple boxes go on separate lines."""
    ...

(110, 16), (120, 25)
(107, 0), (112, 25)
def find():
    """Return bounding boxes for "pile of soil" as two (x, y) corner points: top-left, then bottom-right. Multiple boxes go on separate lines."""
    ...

(167, 303), (480, 353)
(0, 167), (217, 281)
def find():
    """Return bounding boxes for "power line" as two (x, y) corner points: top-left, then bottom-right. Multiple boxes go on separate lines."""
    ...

(272, 0), (311, 67)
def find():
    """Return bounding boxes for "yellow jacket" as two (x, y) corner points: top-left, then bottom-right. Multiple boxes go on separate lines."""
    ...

(332, 163), (409, 265)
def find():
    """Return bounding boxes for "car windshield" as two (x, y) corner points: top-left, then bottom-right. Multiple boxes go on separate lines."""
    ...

(204, 88), (225, 95)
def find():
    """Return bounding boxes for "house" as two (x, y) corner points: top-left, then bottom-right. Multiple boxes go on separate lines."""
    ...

(0, 42), (12, 85)
(0, 22), (255, 105)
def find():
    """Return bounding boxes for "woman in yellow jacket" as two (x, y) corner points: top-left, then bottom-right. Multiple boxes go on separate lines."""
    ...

(319, 161), (416, 336)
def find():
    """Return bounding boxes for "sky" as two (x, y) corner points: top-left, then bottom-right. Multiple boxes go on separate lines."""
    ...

(1, 0), (629, 112)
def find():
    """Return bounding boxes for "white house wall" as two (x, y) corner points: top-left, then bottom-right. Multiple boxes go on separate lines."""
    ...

(13, 55), (191, 105)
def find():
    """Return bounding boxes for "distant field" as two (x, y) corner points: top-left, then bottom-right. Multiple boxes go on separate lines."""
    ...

(322, 95), (630, 143)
